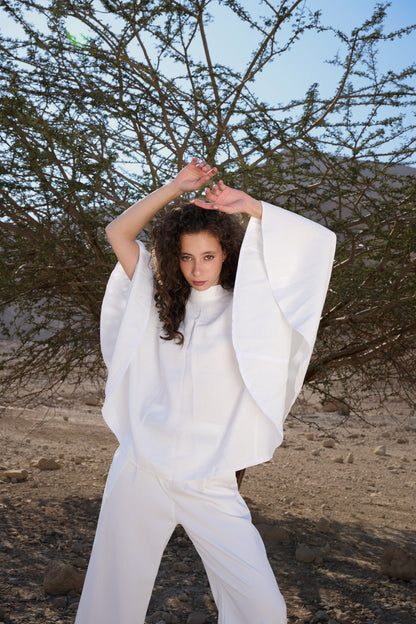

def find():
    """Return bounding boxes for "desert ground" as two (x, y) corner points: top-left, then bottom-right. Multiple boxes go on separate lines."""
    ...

(0, 375), (415, 624)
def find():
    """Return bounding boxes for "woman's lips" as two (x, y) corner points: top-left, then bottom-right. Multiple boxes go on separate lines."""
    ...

(193, 281), (207, 286)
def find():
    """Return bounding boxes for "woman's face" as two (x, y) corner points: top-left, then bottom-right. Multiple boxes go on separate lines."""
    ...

(179, 230), (226, 291)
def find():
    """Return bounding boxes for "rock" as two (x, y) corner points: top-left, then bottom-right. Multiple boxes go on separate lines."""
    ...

(1, 469), (29, 482)
(165, 594), (190, 610)
(172, 561), (190, 572)
(148, 613), (179, 624)
(257, 524), (290, 543)
(311, 610), (329, 622)
(53, 596), (67, 609)
(70, 541), (85, 554)
(187, 613), (207, 624)
(311, 449), (320, 456)
(395, 438), (408, 444)
(44, 560), (85, 595)
(345, 452), (354, 463)
(374, 445), (386, 456)
(316, 517), (331, 534)
(36, 458), (61, 470)
(83, 394), (102, 407)
(322, 439), (335, 448)
(332, 456), (344, 463)
(380, 547), (416, 580)
(305, 432), (315, 440)
(147, 612), (169, 624)
(314, 543), (330, 562)
(295, 545), (316, 563)
(319, 399), (349, 415)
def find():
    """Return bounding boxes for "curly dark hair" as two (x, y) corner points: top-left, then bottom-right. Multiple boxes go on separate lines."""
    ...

(151, 203), (245, 345)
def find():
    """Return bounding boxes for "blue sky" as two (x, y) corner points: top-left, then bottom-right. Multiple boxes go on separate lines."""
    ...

(4, 0), (415, 107)
(2, 0), (415, 162)
(197, 0), (416, 105)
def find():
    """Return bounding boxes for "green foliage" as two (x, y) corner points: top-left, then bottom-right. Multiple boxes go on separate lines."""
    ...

(0, 0), (415, 414)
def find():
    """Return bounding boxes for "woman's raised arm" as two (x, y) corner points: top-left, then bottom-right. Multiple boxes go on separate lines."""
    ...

(105, 158), (217, 279)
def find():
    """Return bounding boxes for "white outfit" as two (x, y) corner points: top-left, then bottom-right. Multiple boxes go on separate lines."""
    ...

(75, 202), (336, 624)
(75, 464), (286, 624)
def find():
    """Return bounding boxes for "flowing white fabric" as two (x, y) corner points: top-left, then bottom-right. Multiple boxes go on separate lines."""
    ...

(75, 465), (287, 624)
(99, 202), (336, 480)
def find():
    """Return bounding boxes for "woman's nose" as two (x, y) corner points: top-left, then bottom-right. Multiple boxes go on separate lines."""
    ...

(192, 261), (201, 275)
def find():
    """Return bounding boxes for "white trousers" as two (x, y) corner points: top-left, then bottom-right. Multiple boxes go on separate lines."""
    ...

(75, 458), (287, 624)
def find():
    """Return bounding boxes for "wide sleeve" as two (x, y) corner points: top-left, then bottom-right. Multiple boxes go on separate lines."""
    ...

(100, 240), (154, 399)
(232, 202), (336, 434)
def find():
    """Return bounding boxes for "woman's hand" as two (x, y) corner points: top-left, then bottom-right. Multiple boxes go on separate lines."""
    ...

(173, 157), (217, 193)
(193, 180), (263, 219)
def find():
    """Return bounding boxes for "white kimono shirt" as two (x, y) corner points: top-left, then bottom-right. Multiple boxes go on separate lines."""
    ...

(100, 202), (336, 481)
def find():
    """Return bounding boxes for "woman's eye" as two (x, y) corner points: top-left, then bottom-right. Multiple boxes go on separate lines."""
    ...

(181, 256), (191, 262)
(205, 255), (214, 261)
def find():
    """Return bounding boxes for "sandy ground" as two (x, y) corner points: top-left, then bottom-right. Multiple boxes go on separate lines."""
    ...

(0, 379), (415, 624)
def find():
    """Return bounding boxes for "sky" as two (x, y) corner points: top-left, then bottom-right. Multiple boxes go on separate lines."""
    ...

(4, 0), (414, 104)
(198, 0), (416, 105)
(2, 0), (415, 158)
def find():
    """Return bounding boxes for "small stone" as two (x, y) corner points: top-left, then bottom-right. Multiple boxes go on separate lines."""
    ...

(311, 610), (329, 622)
(257, 524), (290, 543)
(148, 613), (178, 624)
(316, 517), (331, 534)
(147, 612), (168, 623)
(1, 469), (29, 482)
(322, 439), (335, 448)
(44, 560), (85, 595)
(380, 547), (416, 580)
(53, 596), (67, 609)
(295, 545), (316, 563)
(311, 449), (320, 456)
(319, 399), (349, 415)
(187, 613), (207, 624)
(173, 561), (190, 572)
(70, 541), (85, 554)
(374, 445), (386, 456)
(395, 438), (408, 444)
(83, 394), (101, 407)
(345, 452), (354, 463)
(305, 432), (315, 440)
(332, 456), (343, 463)
(36, 458), (61, 470)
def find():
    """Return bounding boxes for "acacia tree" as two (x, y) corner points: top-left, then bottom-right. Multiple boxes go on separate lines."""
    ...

(0, 0), (415, 415)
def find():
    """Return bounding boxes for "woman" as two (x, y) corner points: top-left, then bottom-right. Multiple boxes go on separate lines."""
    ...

(75, 158), (336, 624)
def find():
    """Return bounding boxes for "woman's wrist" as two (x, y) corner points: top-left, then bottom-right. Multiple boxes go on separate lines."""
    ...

(166, 178), (185, 199)
(247, 199), (263, 219)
